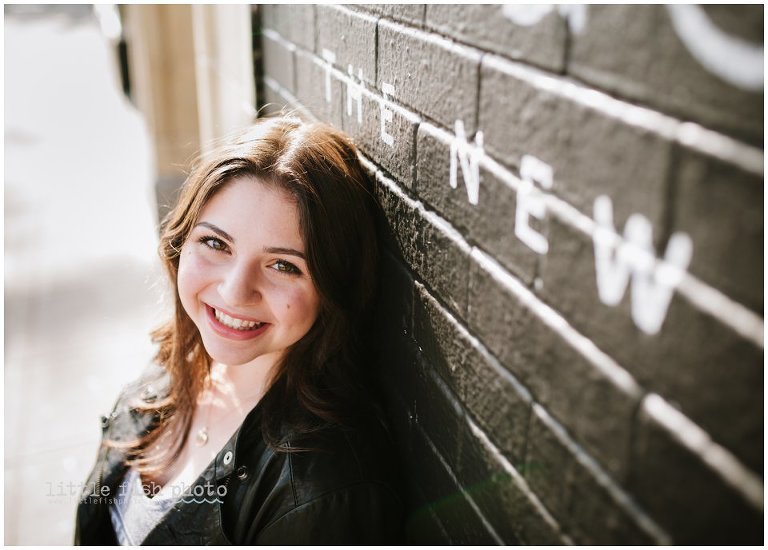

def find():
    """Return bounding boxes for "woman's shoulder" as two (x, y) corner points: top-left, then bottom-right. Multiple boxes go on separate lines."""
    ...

(102, 362), (170, 440)
(285, 416), (401, 499)
(112, 362), (170, 408)
(232, 407), (403, 508)
(236, 415), (405, 544)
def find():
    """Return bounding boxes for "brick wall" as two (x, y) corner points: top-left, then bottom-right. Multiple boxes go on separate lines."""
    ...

(255, 5), (763, 544)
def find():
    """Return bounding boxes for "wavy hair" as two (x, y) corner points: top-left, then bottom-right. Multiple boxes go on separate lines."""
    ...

(119, 116), (381, 475)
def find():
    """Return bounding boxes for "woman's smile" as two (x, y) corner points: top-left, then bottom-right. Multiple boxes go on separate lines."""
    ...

(205, 304), (271, 340)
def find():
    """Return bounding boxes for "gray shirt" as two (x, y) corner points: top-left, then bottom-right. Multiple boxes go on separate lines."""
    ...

(109, 468), (178, 545)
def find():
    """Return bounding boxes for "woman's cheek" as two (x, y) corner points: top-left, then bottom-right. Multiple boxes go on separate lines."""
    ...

(177, 248), (209, 314)
(296, 283), (321, 328)
(276, 283), (320, 329)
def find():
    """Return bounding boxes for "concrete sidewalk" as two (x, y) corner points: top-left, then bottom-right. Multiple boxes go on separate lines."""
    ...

(5, 8), (168, 544)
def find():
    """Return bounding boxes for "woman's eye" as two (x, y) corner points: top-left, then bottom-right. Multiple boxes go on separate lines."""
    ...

(198, 236), (228, 252)
(271, 260), (301, 275)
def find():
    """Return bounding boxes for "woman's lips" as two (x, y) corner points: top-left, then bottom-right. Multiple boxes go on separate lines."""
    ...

(204, 305), (270, 340)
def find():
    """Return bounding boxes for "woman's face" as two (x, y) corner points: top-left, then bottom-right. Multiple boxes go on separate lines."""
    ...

(177, 176), (320, 369)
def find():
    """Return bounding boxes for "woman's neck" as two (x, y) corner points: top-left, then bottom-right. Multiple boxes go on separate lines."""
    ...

(207, 353), (281, 406)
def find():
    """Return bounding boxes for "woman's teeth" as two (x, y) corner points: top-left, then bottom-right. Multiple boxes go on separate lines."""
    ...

(214, 309), (263, 331)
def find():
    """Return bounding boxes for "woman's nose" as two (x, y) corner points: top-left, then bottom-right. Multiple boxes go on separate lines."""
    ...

(218, 262), (262, 306)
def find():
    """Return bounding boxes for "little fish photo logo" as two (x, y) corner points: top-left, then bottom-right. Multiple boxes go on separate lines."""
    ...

(57, 478), (227, 506)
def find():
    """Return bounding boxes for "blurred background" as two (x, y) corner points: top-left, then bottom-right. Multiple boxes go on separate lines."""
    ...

(4, 4), (256, 544)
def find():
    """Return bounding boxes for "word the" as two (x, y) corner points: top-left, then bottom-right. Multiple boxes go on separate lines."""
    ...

(321, 50), (399, 149)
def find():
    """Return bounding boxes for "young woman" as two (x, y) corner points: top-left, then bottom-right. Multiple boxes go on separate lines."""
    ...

(75, 116), (403, 544)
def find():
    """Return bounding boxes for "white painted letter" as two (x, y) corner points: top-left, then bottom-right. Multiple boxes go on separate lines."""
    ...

(593, 195), (631, 305)
(346, 66), (364, 124)
(667, 5), (763, 91)
(502, 4), (588, 34)
(515, 155), (553, 255)
(321, 49), (336, 103)
(631, 230), (693, 334)
(593, 195), (693, 334)
(501, 5), (554, 26)
(449, 120), (483, 205)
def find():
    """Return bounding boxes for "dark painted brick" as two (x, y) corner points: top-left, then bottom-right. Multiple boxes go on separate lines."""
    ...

(671, 142), (763, 312)
(409, 427), (498, 544)
(378, 334), (420, 412)
(378, 389), (413, 474)
(566, 469), (661, 545)
(630, 397), (763, 544)
(404, 485), (451, 545)
(479, 54), (673, 233)
(376, 173), (470, 318)
(460, 351), (531, 471)
(261, 30), (295, 93)
(456, 418), (565, 545)
(316, 5), (377, 85)
(524, 408), (573, 521)
(414, 282), (531, 464)
(415, 208), (471, 319)
(378, 19), (481, 135)
(528, 407), (666, 545)
(408, 429), (461, 543)
(294, 50), (344, 128)
(342, 83), (420, 189)
(369, 170), (402, 257)
(425, 5), (566, 72)
(412, 283), (466, 398)
(373, 172), (420, 264)
(375, 252), (414, 341)
(570, 5), (763, 145)
(260, 4), (315, 52)
(466, 257), (538, 373)
(412, 359), (464, 471)
(416, 121), (540, 283)
(540, 215), (763, 474)
(468, 252), (640, 479)
(358, 4), (426, 27)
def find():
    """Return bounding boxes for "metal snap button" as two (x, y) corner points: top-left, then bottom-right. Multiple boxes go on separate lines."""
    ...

(222, 451), (233, 465)
(100, 415), (110, 429)
(236, 465), (248, 481)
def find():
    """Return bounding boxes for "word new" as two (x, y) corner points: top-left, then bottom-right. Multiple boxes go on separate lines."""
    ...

(449, 119), (693, 335)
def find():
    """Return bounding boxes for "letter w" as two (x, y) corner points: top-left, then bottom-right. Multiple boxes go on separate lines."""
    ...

(593, 195), (693, 334)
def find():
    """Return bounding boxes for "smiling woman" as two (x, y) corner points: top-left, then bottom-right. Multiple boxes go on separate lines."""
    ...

(74, 116), (403, 544)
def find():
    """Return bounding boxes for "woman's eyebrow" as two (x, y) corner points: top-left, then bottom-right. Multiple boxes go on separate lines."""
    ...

(195, 222), (234, 243)
(265, 246), (306, 260)
(195, 222), (305, 259)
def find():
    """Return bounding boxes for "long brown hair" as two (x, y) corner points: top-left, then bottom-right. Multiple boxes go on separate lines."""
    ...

(119, 116), (380, 475)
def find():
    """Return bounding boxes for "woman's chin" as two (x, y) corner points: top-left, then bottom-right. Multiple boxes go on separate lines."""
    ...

(202, 343), (284, 369)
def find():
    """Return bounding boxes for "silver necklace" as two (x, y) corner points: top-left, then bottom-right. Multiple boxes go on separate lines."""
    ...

(195, 390), (214, 446)
(195, 422), (211, 447)
(194, 379), (264, 447)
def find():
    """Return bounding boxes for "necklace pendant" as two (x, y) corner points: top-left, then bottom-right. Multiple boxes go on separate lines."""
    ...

(195, 427), (209, 447)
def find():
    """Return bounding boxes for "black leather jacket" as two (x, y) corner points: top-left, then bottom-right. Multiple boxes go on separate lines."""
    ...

(74, 365), (404, 544)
